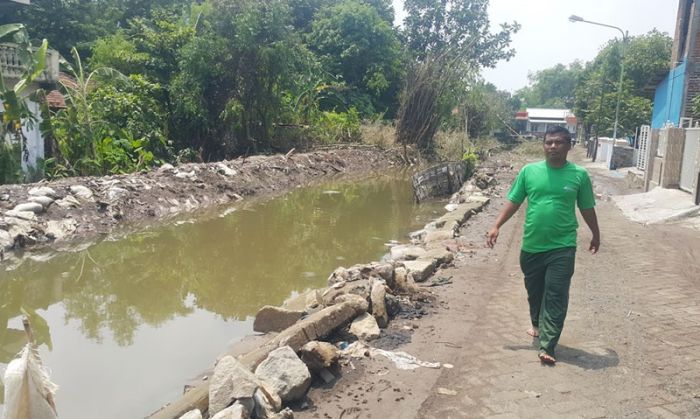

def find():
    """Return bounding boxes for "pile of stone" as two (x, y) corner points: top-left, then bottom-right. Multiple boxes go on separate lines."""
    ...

(157, 183), (491, 419)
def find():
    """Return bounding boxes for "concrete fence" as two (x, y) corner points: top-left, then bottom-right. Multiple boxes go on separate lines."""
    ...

(643, 127), (700, 205)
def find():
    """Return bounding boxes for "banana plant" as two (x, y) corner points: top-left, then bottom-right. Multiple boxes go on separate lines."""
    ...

(0, 23), (48, 166)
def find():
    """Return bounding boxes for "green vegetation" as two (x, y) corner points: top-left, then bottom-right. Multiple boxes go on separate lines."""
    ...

(1, 0), (518, 180)
(518, 30), (672, 140)
(0, 23), (48, 182)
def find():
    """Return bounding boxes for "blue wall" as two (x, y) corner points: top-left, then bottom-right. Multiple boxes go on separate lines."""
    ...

(651, 62), (686, 128)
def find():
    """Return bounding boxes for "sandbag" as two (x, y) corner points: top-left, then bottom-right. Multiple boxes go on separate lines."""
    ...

(2, 344), (58, 419)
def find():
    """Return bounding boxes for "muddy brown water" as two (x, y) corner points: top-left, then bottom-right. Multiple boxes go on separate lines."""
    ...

(0, 171), (445, 419)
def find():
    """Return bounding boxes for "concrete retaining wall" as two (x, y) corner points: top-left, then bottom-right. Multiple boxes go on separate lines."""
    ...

(412, 161), (467, 202)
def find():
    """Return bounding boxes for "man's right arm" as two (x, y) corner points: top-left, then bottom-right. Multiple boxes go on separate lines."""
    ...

(486, 200), (521, 248)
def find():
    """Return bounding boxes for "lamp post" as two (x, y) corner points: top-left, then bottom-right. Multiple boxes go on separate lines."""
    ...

(569, 15), (628, 168)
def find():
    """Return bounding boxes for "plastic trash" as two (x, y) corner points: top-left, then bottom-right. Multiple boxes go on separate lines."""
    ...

(2, 319), (58, 419)
(341, 342), (440, 370)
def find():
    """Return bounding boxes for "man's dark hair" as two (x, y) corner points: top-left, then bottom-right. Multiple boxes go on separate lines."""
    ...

(543, 126), (572, 143)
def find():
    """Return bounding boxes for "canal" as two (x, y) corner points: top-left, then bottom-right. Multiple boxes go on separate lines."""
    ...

(0, 171), (445, 419)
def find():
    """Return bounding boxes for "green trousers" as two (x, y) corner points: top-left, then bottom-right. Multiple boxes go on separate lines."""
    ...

(520, 247), (576, 356)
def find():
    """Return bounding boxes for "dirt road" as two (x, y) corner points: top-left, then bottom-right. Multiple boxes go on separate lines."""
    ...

(300, 152), (700, 418)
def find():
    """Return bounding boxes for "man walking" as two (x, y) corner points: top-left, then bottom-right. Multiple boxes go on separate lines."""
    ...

(486, 126), (600, 365)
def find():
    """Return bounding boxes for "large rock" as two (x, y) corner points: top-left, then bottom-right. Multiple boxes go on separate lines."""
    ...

(349, 313), (380, 341)
(401, 260), (436, 283)
(373, 263), (395, 282)
(333, 293), (369, 311)
(178, 410), (202, 419)
(149, 301), (367, 419)
(70, 185), (94, 200)
(299, 341), (340, 372)
(255, 346), (311, 402)
(210, 402), (250, 419)
(370, 281), (388, 328)
(392, 267), (417, 293)
(209, 356), (258, 416)
(12, 202), (44, 214)
(254, 306), (305, 333)
(321, 279), (371, 306)
(253, 388), (278, 418)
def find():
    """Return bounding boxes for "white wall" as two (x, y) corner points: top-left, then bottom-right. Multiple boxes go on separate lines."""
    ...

(0, 98), (45, 173)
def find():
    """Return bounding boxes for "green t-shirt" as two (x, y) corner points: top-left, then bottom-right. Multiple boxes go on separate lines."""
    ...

(507, 160), (596, 253)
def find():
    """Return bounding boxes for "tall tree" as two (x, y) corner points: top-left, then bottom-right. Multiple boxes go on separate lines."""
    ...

(517, 62), (584, 108)
(396, 0), (518, 153)
(307, 0), (403, 116)
(574, 30), (672, 138)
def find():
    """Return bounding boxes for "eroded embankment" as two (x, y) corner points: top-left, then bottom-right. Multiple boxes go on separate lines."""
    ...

(146, 162), (508, 419)
(0, 147), (405, 266)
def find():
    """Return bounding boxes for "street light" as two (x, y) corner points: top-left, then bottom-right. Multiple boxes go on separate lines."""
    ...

(569, 15), (628, 167)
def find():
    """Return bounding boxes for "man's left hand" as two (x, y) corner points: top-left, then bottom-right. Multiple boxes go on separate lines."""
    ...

(589, 237), (600, 254)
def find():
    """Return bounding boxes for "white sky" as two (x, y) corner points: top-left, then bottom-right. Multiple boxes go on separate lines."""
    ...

(392, 0), (678, 92)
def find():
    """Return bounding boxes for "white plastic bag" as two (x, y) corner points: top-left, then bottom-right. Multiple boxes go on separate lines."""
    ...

(2, 344), (58, 419)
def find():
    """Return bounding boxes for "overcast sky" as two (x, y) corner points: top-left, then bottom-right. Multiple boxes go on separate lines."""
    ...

(392, 0), (678, 92)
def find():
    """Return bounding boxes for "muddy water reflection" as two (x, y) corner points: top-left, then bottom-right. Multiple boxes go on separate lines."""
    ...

(0, 172), (444, 419)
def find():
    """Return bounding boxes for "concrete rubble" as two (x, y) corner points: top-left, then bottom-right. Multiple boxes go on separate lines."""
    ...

(254, 346), (312, 403)
(148, 165), (494, 419)
(253, 307), (305, 333)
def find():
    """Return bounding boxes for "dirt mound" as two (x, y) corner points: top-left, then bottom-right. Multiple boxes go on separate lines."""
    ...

(0, 147), (405, 265)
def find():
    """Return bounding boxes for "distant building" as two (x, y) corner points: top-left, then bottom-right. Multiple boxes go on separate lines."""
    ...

(651, 0), (698, 128)
(515, 108), (577, 137)
(1, 0), (63, 174)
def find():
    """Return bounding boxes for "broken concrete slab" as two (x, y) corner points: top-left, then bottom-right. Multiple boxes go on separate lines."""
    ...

(254, 306), (305, 333)
(209, 356), (257, 416)
(210, 402), (250, 419)
(392, 267), (417, 293)
(419, 247), (454, 267)
(149, 297), (368, 419)
(370, 281), (388, 328)
(401, 259), (436, 282)
(299, 341), (340, 372)
(349, 312), (380, 341)
(255, 346), (311, 402)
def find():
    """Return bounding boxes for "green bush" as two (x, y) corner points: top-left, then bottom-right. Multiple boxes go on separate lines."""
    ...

(462, 148), (478, 178)
(0, 142), (22, 184)
(310, 108), (361, 143)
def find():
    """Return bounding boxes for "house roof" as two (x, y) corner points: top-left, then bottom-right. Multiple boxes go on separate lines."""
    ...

(526, 108), (574, 119)
(44, 90), (65, 108)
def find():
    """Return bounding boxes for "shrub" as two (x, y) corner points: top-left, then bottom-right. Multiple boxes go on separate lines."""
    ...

(310, 108), (361, 143)
(462, 148), (478, 178)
